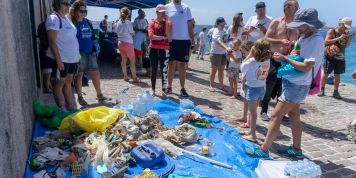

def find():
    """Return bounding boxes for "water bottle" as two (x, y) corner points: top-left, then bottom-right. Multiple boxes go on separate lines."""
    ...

(116, 87), (130, 109)
(142, 90), (154, 111)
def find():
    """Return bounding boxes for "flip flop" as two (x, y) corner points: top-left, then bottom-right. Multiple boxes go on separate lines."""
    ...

(239, 123), (250, 128)
(123, 78), (130, 82)
(133, 78), (142, 83)
(242, 135), (258, 143)
(234, 117), (247, 122)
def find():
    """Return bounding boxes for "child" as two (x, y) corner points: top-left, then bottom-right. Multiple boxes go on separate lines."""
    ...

(226, 39), (242, 98)
(277, 43), (304, 78)
(240, 39), (271, 143)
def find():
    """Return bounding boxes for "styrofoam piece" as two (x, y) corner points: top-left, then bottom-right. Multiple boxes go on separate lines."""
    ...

(255, 160), (290, 178)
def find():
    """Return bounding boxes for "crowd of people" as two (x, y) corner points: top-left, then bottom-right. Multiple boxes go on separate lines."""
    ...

(39, 0), (353, 159)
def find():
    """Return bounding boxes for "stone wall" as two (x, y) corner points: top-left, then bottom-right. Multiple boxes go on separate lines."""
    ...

(0, 0), (38, 177)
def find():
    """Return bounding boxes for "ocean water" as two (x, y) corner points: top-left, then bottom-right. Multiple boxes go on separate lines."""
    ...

(92, 21), (356, 84)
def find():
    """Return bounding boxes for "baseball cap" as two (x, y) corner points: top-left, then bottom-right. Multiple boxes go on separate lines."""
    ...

(339, 17), (352, 29)
(156, 4), (167, 12)
(256, 2), (266, 9)
(216, 17), (226, 25)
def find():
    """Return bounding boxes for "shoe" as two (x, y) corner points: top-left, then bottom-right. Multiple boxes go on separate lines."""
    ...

(282, 116), (289, 121)
(166, 87), (172, 94)
(261, 112), (270, 121)
(77, 96), (88, 106)
(277, 146), (303, 158)
(137, 69), (147, 75)
(317, 89), (325, 97)
(180, 88), (189, 97)
(246, 147), (270, 159)
(200, 57), (204, 60)
(97, 94), (110, 101)
(333, 90), (342, 99)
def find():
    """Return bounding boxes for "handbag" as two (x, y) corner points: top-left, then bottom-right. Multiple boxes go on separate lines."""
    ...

(309, 66), (322, 95)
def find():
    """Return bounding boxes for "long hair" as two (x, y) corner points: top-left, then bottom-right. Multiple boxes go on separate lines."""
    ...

(70, 0), (86, 24)
(232, 13), (243, 34)
(252, 39), (271, 62)
(120, 7), (130, 23)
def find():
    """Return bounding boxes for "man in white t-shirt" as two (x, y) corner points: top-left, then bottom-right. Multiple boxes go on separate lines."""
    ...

(197, 27), (207, 60)
(166, 0), (195, 97)
(243, 2), (272, 42)
(133, 9), (149, 74)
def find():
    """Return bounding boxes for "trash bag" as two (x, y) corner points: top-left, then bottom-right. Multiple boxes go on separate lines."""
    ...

(33, 99), (78, 129)
(59, 106), (126, 132)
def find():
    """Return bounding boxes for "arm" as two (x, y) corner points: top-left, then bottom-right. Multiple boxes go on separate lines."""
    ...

(274, 53), (315, 73)
(188, 20), (195, 45)
(47, 30), (64, 70)
(217, 39), (230, 51)
(325, 29), (344, 45)
(148, 21), (168, 41)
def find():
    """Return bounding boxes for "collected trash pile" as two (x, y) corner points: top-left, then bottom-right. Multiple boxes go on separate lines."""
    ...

(347, 119), (356, 142)
(28, 92), (243, 178)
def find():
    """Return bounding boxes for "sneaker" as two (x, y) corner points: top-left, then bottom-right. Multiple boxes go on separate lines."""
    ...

(246, 147), (270, 159)
(77, 96), (88, 106)
(261, 112), (270, 121)
(277, 146), (303, 158)
(97, 94), (110, 101)
(166, 87), (172, 94)
(180, 88), (189, 97)
(200, 57), (204, 60)
(137, 68), (147, 75)
(333, 90), (342, 99)
(317, 89), (325, 97)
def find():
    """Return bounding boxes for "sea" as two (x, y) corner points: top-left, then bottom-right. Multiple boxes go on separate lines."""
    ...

(93, 21), (356, 84)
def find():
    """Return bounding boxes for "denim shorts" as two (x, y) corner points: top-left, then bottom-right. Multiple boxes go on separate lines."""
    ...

(79, 52), (99, 72)
(244, 85), (266, 102)
(279, 79), (310, 104)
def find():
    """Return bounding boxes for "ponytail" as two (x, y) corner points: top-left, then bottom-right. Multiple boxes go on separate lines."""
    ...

(120, 7), (130, 23)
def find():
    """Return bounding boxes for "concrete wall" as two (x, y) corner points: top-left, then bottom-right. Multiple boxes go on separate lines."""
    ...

(0, 0), (38, 177)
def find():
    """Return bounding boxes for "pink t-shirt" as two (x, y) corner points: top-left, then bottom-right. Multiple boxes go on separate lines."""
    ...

(148, 19), (172, 50)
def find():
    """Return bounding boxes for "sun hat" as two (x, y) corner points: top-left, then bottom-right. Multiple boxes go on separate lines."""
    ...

(156, 4), (167, 12)
(215, 17), (226, 25)
(256, 2), (266, 9)
(287, 8), (325, 29)
(339, 17), (352, 29)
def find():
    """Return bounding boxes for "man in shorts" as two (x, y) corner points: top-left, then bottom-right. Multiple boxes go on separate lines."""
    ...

(166, 0), (195, 97)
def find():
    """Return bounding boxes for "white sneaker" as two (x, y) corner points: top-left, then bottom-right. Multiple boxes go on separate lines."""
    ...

(261, 112), (270, 121)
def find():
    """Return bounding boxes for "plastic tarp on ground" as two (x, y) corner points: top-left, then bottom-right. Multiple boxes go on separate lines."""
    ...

(25, 100), (260, 178)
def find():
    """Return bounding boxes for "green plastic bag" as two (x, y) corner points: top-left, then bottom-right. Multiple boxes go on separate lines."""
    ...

(33, 99), (78, 128)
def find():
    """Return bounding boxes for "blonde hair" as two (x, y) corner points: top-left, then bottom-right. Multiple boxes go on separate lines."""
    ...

(120, 7), (130, 23)
(232, 39), (242, 47)
(69, 0), (86, 24)
(252, 39), (271, 62)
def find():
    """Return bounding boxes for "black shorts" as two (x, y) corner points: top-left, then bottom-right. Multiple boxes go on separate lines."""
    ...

(39, 51), (52, 72)
(169, 40), (191, 63)
(48, 57), (78, 79)
(324, 58), (345, 75)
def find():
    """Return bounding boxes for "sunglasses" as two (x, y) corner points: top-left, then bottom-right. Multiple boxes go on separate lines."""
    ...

(61, 2), (71, 6)
(79, 10), (87, 14)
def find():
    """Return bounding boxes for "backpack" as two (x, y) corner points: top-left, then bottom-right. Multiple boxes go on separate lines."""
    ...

(309, 66), (322, 95)
(37, 13), (62, 51)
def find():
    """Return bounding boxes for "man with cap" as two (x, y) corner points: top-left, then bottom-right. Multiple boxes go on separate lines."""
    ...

(100, 15), (108, 32)
(246, 8), (325, 159)
(165, 0), (195, 97)
(133, 9), (149, 75)
(319, 17), (353, 99)
(260, 0), (300, 121)
(243, 1), (273, 43)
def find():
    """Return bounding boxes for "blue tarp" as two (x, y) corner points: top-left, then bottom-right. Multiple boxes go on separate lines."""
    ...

(80, 0), (168, 9)
(25, 100), (260, 178)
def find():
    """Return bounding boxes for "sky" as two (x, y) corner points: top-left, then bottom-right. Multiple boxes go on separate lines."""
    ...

(87, 0), (356, 27)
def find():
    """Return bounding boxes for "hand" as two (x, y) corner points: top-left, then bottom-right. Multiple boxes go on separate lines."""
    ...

(280, 39), (291, 46)
(257, 25), (266, 32)
(227, 47), (233, 53)
(249, 26), (256, 32)
(57, 61), (64, 71)
(339, 34), (348, 40)
(273, 52), (286, 61)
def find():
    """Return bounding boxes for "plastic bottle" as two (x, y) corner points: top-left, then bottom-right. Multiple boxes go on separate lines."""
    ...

(142, 90), (154, 111)
(116, 87), (130, 109)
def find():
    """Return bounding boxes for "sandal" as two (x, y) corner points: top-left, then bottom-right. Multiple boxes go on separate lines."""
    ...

(209, 87), (215, 92)
(123, 77), (130, 82)
(166, 87), (172, 94)
(239, 123), (250, 128)
(133, 78), (142, 83)
(234, 117), (247, 122)
(242, 135), (258, 143)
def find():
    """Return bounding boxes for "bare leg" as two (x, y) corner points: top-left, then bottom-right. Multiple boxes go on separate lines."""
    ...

(177, 61), (186, 89)
(53, 78), (66, 107)
(233, 80), (238, 97)
(209, 66), (218, 89)
(334, 74), (340, 90)
(74, 72), (84, 97)
(288, 104), (302, 149)
(247, 101), (259, 140)
(228, 79), (233, 95)
(88, 70), (102, 96)
(217, 65), (225, 89)
(121, 55), (129, 80)
(320, 72), (329, 88)
(128, 55), (138, 80)
(63, 74), (75, 107)
(167, 61), (176, 89)
(261, 101), (297, 149)
(43, 73), (52, 91)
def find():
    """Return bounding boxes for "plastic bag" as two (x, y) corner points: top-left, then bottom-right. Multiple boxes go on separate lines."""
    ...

(59, 106), (126, 132)
(33, 99), (78, 128)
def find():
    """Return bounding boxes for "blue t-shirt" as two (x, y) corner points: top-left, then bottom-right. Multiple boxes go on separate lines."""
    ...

(133, 32), (147, 51)
(76, 19), (93, 54)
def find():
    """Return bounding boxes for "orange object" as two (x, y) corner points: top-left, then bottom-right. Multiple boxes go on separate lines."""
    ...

(66, 153), (78, 163)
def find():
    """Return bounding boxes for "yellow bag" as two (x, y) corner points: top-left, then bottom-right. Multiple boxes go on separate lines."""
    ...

(59, 106), (126, 132)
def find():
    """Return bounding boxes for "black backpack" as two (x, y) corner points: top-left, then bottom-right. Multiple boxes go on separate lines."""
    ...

(37, 13), (62, 51)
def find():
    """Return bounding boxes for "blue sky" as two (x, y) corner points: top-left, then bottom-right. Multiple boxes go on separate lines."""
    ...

(87, 0), (356, 27)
